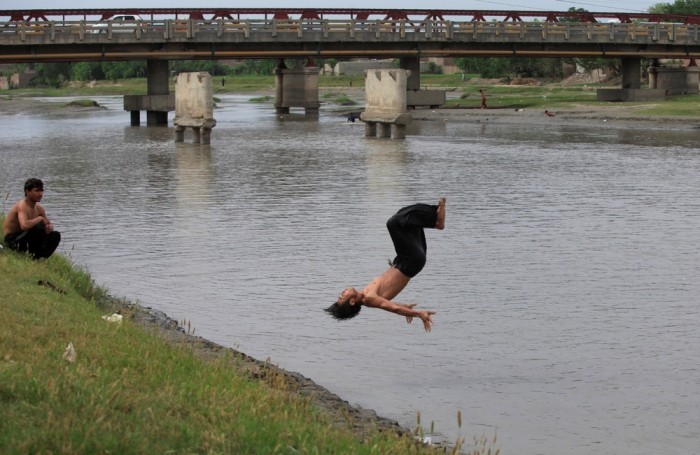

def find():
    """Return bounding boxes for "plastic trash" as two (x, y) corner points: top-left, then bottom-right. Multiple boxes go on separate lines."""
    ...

(63, 342), (76, 363)
(101, 313), (123, 323)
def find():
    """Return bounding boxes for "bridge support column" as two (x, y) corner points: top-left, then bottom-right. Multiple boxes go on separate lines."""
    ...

(648, 59), (700, 95)
(274, 59), (320, 116)
(377, 123), (391, 138)
(392, 124), (407, 139)
(365, 122), (377, 137)
(173, 72), (217, 145)
(146, 59), (169, 125)
(400, 57), (446, 108)
(360, 69), (412, 140)
(597, 57), (665, 102)
(621, 57), (641, 89)
(124, 60), (174, 125)
(399, 58), (421, 91)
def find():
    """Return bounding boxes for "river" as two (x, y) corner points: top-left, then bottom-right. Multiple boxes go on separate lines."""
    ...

(1, 95), (698, 455)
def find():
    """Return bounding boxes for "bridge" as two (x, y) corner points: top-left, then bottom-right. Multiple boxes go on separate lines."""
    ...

(2, 8), (700, 61)
(2, 9), (699, 124)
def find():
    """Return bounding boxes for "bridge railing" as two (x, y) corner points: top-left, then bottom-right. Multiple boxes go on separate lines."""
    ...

(2, 19), (699, 45)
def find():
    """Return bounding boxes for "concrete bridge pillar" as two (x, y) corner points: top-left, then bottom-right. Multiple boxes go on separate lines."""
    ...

(364, 122), (377, 137)
(597, 57), (665, 102)
(123, 59), (174, 125)
(360, 69), (412, 140)
(173, 72), (217, 145)
(399, 57), (421, 91)
(621, 57), (641, 89)
(648, 60), (700, 95)
(400, 57), (446, 108)
(146, 59), (169, 125)
(377, 123), (392, 138)
(274, 60), (289, 115)
(274, 59), (320, 116)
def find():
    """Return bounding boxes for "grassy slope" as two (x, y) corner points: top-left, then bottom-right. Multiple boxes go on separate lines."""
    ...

(0, 243), (441, 454)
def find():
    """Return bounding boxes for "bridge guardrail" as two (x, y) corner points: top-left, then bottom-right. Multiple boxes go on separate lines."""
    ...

(2, 19), (700, 60)
(2, 19), (699, 44)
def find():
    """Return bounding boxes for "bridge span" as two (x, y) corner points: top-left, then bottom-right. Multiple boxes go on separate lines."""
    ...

(2, 9), (700, 62)
(2, 9), (698, 124)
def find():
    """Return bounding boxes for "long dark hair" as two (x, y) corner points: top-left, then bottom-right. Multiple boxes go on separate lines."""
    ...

(324, 302), (362, 320)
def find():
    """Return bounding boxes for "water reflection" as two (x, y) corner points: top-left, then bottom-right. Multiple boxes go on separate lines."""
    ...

(174, 142), (213, 216)
(364, 139), (411, 200)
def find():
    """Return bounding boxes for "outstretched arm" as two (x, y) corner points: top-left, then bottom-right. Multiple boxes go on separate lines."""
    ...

(363, 294), (436, 332)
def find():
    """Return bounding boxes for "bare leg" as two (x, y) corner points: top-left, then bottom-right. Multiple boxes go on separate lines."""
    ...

(435, 197), (446, 230)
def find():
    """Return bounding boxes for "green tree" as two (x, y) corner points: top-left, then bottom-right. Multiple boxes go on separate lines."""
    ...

(71, 62), (105, 81)
(171, 60), (232, 76)
(232, 59), (279, 75)
(560, 7), (590, 21)
(31, 63), (72, 87)
(649, 0), (700, 14)
(455, 57), (564, 79)
(101, 61), (146, 80)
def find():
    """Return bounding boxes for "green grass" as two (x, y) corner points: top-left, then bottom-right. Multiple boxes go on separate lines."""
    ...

(65, 99), (101, 107)
(0, 236), (452, 454)
(446, 84), (601, 109)
(633, 94), (700, 116)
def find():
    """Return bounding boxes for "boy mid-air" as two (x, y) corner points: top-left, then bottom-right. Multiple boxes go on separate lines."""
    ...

(325, 198), (445, 332)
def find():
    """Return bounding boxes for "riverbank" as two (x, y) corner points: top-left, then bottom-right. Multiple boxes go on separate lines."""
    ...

(408, 104), (700, 131)
(3, 90), (699, 131)
(0, 247), (448, 453)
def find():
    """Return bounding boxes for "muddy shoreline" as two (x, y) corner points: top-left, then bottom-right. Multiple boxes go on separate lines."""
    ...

(97, 295), (419, 443)
(3, 94), (699, 131)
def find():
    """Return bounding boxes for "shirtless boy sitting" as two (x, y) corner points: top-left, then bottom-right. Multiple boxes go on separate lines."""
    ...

(3, 178), (61, 259)
(325, 198), (445, 332)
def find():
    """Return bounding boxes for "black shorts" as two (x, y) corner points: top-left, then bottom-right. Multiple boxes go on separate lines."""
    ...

(386, 203), (437, 278)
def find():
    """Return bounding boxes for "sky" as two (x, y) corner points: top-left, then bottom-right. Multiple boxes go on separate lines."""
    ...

(10, 1), (666, 15)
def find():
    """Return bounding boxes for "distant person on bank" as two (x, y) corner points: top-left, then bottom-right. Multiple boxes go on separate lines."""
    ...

(3, 178), (61, 259)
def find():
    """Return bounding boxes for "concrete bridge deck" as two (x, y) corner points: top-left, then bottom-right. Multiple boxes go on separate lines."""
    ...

(2, 17), (700, 62)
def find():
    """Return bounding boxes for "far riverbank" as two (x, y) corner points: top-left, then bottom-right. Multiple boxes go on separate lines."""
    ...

(3, 91), (699, 132)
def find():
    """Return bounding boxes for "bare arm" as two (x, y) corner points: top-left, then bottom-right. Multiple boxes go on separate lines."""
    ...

(363, 294), (436, 332)
(18, 203), (50, 231)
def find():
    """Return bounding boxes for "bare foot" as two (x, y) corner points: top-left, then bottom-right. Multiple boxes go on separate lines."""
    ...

(435, 197), (446, 230)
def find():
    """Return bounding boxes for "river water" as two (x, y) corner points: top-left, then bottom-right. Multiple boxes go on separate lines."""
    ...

(2, 95), (698, 455)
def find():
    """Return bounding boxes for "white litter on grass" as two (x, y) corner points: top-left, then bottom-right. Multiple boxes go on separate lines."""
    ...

(101, 313), (123, 323)
(63, 342), (76, 363)
(415, 435), (433, 445)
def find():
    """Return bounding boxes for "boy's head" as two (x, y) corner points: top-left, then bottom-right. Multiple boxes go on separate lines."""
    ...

(324, 301), (362, 320)
(324, 287), (362, 320)
(24, 178), (44, 195)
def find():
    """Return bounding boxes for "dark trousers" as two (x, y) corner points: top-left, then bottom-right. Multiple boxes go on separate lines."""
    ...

(386, 203), (438, 278)
(4, 222), (61, 259)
